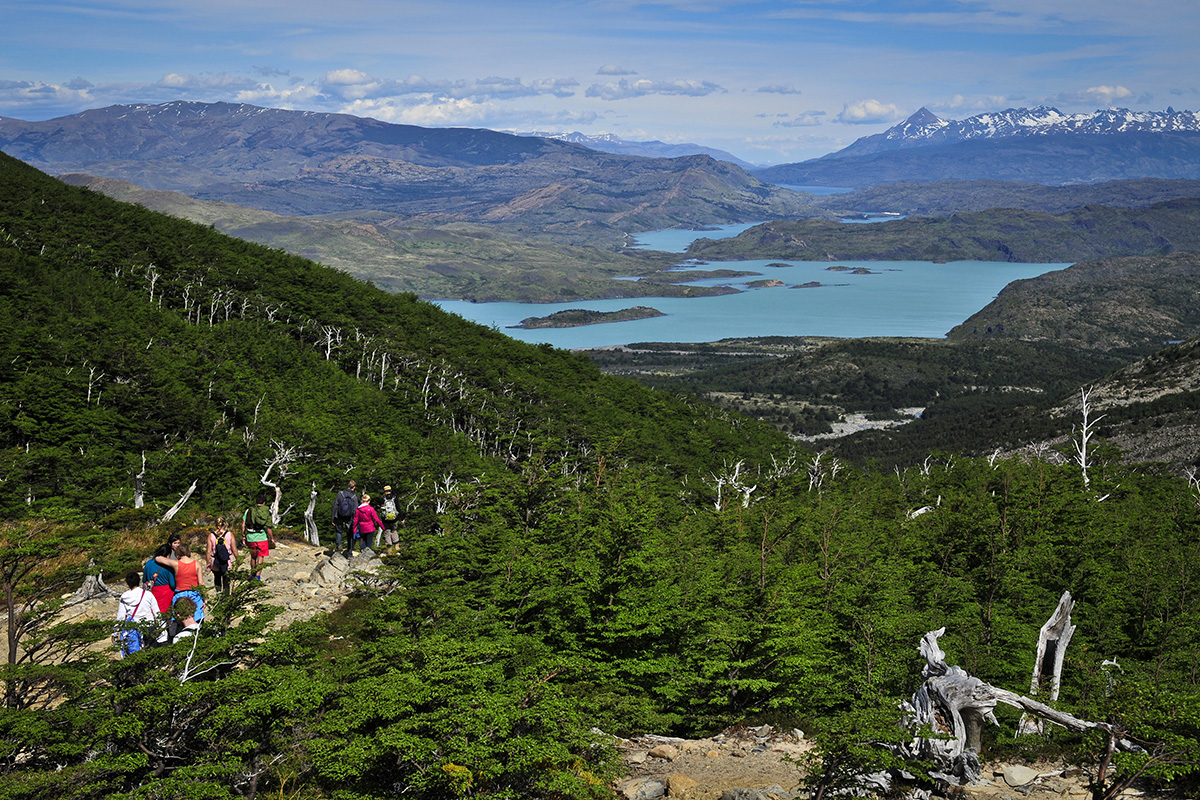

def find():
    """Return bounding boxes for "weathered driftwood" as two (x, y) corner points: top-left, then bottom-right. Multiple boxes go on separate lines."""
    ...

(1017, 590), (1076, 735)
(891, 627), (1141, 788)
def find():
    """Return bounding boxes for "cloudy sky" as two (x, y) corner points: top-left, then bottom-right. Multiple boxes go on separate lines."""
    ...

(3, 0), (1197, 164)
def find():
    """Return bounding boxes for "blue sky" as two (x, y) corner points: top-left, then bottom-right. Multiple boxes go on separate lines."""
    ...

(2, 0), (1197, 164)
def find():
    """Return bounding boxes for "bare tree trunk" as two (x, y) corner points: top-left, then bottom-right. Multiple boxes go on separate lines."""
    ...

(1018, 590), (1076, 735)
(304, 483), (320, 546)
(161, 480), (197, 523)
(134, 451), (146, 509)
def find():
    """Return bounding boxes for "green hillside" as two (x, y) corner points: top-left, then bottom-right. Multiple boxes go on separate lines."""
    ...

(0, 151), (779, 520)
(3, 154), (1200, 800)
(686, 199), (1200, 264)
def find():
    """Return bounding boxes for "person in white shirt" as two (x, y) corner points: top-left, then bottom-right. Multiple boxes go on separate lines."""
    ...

(113, 571), (161, 657)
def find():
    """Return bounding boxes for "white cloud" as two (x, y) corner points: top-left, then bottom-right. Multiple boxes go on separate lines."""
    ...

(1047, 84), (1139, 108)
(757, 84), (802, 96)
(597, 65), (637, 76)
(835, 99), (904, 124)
(773, 111), (825, 128)
(940, 93), (1015, 113)
(344, 97), (501, 127)
(585, 78), (725, 101)
(1083, 84), (1133, 105)
(157, 72), (261, 92)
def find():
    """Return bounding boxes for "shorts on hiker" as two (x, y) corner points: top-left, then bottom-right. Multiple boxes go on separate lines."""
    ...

(247, 540), (269, 559)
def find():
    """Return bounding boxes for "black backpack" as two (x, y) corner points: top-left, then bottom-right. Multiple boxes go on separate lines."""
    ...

(335, 490), (356, 519)
(214, 533), (231, 569)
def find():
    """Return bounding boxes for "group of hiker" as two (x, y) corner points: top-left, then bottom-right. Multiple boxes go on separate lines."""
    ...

(331, 480), (404, 556)
(113, 494), (269, 658)
(114, 531), (212, 656)
(114, 483), (401, 657)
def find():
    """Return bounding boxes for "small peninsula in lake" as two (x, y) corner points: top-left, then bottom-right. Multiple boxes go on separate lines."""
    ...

(512, 306), (666, 329)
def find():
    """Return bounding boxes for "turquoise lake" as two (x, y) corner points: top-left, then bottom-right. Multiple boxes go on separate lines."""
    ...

(433, 225), (1071, 349)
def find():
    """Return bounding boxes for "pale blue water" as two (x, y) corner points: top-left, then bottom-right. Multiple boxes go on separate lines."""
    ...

(434, 259), (1067, 348)
(432, 226), (1070, 348)
(628, 223), (759, 253)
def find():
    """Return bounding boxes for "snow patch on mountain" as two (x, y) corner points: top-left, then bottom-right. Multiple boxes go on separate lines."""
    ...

(828, 107), (1200, 160)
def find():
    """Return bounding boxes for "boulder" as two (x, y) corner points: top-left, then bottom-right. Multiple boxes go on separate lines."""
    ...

(648, 744), (679, 761)
(1001, 764), (1040, 787)
(621, 777), (666, 800)
(667, 773), (699, 797)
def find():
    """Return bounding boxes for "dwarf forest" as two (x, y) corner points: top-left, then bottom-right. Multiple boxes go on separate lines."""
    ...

(1, 149), (1199, 800)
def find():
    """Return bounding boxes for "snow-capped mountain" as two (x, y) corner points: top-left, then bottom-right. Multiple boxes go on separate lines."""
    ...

(827, 107), (1200, 160)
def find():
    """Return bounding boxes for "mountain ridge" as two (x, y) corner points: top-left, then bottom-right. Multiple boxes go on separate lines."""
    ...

(755, 106), (1200, 187)
(515, 129), (757, 169)
(0, 101), (810, 238)
(825, 106), (1200, 160)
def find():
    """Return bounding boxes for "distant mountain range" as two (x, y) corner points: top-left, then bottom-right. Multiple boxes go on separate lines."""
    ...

(514, 130), (757, 169)
(755, 107), (1200, 187)
(0, 101), (809, 243)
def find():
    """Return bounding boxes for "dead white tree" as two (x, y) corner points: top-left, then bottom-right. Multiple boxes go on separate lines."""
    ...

(765, 450), (799, 482)
(260, 439), (306, 524)
(432, 473), (461, 514)
(317, 325), (343, 360)
(146, 264), (160, 304)
(1017, 590), (1076, 735)
(873, 624), (1141, 792)
(303, 482), (320, 546)
(133, 452), (147, 509)
(807, 451), (842, 492)
(84, 361), (105, 405)
(1073, 386), (1105, 491)
(1185, 467), (1200, 511)
(703, 459), (757, 511)
(161, 480), (197, 523)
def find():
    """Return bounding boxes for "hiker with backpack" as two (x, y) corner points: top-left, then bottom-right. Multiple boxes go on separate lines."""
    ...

(331, 479), (358, 555)
(207, 517), (238, 594)
(113, 570), (161, 658)
(379, 485), (403, 555)
(242, 489), (276, 582)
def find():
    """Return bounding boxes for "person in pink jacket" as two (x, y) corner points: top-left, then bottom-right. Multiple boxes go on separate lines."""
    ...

(352, 494), (383, 554)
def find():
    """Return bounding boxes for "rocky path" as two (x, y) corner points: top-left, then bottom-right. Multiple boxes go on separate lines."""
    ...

(615, 727), (1123, 800)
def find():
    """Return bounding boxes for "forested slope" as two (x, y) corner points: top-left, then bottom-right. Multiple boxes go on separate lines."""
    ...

(2, 153), (1200, 800)
(0, 151), (779, 520)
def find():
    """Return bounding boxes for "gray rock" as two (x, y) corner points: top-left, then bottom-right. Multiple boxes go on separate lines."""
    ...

(720, 786), (798, 800)
(1002, 765), (1040, 787)
(621, 777), (666, 800)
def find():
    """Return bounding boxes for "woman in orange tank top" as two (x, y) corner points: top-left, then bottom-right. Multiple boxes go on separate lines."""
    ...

(156, 542), (204, 591)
